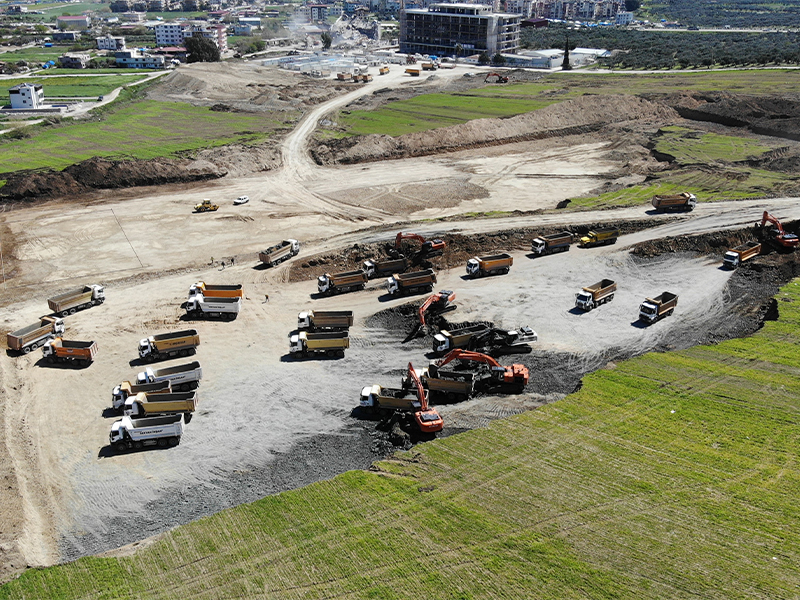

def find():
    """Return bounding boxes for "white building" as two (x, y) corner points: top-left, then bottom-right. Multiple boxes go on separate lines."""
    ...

(154, 22), (185, 46)
(185, 23), (228, 52)
(615, 10), (633, 24)
(8, 83), (44, 109)
(97, 35), (126, 50)
(115, 49), (167, 68)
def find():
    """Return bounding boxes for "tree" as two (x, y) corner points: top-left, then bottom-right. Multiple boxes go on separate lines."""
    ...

(185, 36), (220, 63)
(455, 43), (462, 63)
(624, 0), (640, 11)
(478, 51), (490, 65)
(321, 31), (332, 50)
(561, 34), (572, 70)
(492, 52), (505, 65)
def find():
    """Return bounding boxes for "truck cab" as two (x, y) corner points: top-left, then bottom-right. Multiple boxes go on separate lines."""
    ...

(638, 301), (659, 323)
(297, 312), (313, 329)
(465, 259), (481, 277)
(722, 251), (741, 269)
(575, 291), (595, 311)
(317, 276), (333, 295)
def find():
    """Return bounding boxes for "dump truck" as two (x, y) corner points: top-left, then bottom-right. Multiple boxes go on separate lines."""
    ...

(194, 199), (218, 213)
(575, 279), (616, 311)
(385, 269), (437, 297)
(419, 364), (476, 402)
(317, 270), (368, 296)
(41, 338), (97, 366)
(112, 380), (171, 410)
(47, 284), (105, 316)
(379, 66), (389, 75)
(7, 316), (64, 354)
(723, 241), (762, 269)
(124, 391), (198, 419)
(639, 292), (678, 324)
(421, 62), (437, 70)
(578, 228), (619, 248)
(185, 294), (241, 320)
(297, 310), (354, 331)
(259, 239), (300, 267)
(362, 257), (410, 279)
(432, 324), (491, 356)
(359, 384), (422, 415)
(651, 192), (697, 212)
(138, 329), (200, 362)
(531, 232), (572, 256)
(187, 282), (243, 298)
(289, 331), (349, 358)
(405, 68), (420, 76)
(109, 414), (184, 452)
(466, 253), (513, 278)
(136, 361), (202, 391)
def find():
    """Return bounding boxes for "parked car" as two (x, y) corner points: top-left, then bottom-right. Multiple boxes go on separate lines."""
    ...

(234, 196), (250, 205)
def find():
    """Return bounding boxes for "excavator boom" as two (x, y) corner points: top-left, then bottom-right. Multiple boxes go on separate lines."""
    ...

(435, 349), (529, 387)
(409, 362), (444, 432)
(761, 211), (799, 249)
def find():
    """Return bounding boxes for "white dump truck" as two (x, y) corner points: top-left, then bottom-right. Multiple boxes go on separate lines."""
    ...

(47, 285), (105, 317)
(109, 414), (185, 452)
(7, 316), (64, 354)
(136, 361), (202, 391)
(289, 331), (349, 358)
(138, 329), (200, 362)
(185, 294), (241, 320)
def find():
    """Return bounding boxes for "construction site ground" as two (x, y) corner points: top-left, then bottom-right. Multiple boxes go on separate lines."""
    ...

(2, 61), (800, 580)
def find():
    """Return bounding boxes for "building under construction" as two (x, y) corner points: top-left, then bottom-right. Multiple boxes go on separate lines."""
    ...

(399, 3), (521, 57)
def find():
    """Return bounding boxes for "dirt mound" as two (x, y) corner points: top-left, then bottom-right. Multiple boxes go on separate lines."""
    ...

(311, 94), (679, 165)
(658, 91), (800, 141)
(0, 157), (226, 201)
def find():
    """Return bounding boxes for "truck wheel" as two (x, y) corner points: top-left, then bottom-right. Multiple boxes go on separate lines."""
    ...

(78, 359), (88, 367)
(337, 350), (345, 358)
(327, 350), (335, 357)
(68, 308), (77, 315)
(180, 383), (190, 392)
(179, 349), (189, 357)
(158, 438), (168, 447)
(115, 442), (127, 452)
(134, 441), (143, 450)
(23, 346), (31, 354)
(168, 437), (179, 446)
(61, 310), (70, 317)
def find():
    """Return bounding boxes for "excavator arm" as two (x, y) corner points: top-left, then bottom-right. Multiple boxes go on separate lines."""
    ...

(435, 350), (529, 386)
(761, 211), (799, 248)
(418, 290), (456, 327)
(408, 362), (443, 432)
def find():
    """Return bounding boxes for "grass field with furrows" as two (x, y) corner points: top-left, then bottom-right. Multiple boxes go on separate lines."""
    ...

(3, 279), (799, 599)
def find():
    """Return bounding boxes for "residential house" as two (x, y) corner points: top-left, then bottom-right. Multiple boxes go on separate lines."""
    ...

(8, 82), (44, 109)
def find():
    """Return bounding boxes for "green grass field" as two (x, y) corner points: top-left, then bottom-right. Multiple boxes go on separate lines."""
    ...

(655, 125), (773, 163)
(0, 75), (150, 103)
(3, 279), (799, 599)
(0, 100), (290, 173)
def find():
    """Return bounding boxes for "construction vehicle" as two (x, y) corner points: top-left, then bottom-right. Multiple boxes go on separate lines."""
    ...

(362, 256), (410, 279)
(466, 253), (513, 278)
(185, 294), (241, 320)
(651, 192), (697, 212)
(297, 310), (354, 331)
(419, 289), (457, 328)
(289, 331), (349, 358)
(109, 414), (184, 452)
(484, 72), (509, 83)
(138, 329), (200, 362)
(639, 292), (678, 324)
(531, 232), (572, 256)
(723, 241), (762, 269)
(193, 199), (219, 213)
(379, 65), (389, 75)
(466, 326), (538, 355)
(405, 68), (420, 76)
(418, 363), (476, 402)
(188, 282), (243, 298)
(393, 232), (445, 262)
(124, 391), (198, 420)
(759, 211), (799, 250)
(386, 269), (437, 297)
(7, 316), (64, 354)
(432, 324), (491, 356)
(421, 62), (438, 71)
(47, 284), (105, 316)
(317, 270), (368, 296)
(136, 360), (202, 391)
(337, 72), (353, 81)
(359, 363), (443, 433)
(578, 228), (619, 248)
(575, 279), (616, 311)
(112, 380), (171, 410)
(41, 338), (97, 366)
(259, 239), (300, 267)
(434, 349), (529, 391)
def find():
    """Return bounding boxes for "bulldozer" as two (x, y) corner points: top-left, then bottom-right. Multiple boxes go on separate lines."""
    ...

(194, 199), (219, 213)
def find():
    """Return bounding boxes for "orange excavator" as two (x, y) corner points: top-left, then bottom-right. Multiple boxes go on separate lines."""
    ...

(404, 290), (457, 342)
(393, 232), (446, 262)
(760, 211), (799, 250)
(484, 72), (509, 83)
(435, 349), (529, 389)
(408, 361), (444, 433)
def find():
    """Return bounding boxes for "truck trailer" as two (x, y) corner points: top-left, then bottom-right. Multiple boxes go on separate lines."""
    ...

(136, 361), (202, 391)
(465, 253), (513, 278)
(639, 292), (678, 324)
(432, 324), (491, 356)
(109, 414), (184, 452)
(188, 282), (243, 298)
(317, 270), (368, 296)
(289, 331), (349, 358)
(578, 228), (619, 248)
(259, 239), (300, 267)
(42, 338), (97, 366)
(297, 310), (354, 331)
(47, 284), (105, 316)
(185, 294), (241, 320)
(723, 241), (761, 269)
(575, 279), (617, 311)
(362, 257), (410, 279)
(7, 316), (64, 354)
(138, 329), (200, 362)
(651, 192), (697, 212)
(112, 380), (171, 410)
(124, 391), (198, 419)
(531, 232), (572, 256)
(385, 269), (437, 297)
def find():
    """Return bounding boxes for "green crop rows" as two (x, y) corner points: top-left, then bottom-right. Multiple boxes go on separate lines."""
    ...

(4, 279), (799, 599)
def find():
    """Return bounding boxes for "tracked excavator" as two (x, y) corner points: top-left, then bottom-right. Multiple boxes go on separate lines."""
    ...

(390, 232), (446, 264)
(404, 290), (458, 342)
(435, 349), (529, 391)
(466, 326), (537, 355)
(759, 211), (799, 250)
(484, 72), (509, 83)
(407, 361), (444, 433)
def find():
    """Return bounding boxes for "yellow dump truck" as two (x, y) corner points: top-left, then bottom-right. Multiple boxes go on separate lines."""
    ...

(651, 192), (697, 212)
(405, 68), (420, 76)
(385, 269), (437, 296)
(723, 241), (761, 269)
(531, 232), (572, 256)
(124, 391), (199, 420)
(317, 270), (368, 296)
(289, 331), (349, 358)
(112, 380), (172, 410)
(42, 338), (98, 366)
(188, 283), (243, 298)
(138, 329), (200, 362)
(465, 253), (513, 278)
(639, 292), (678, 324)
(259, 239), (300, 267)
(578, 228), (619, 248)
